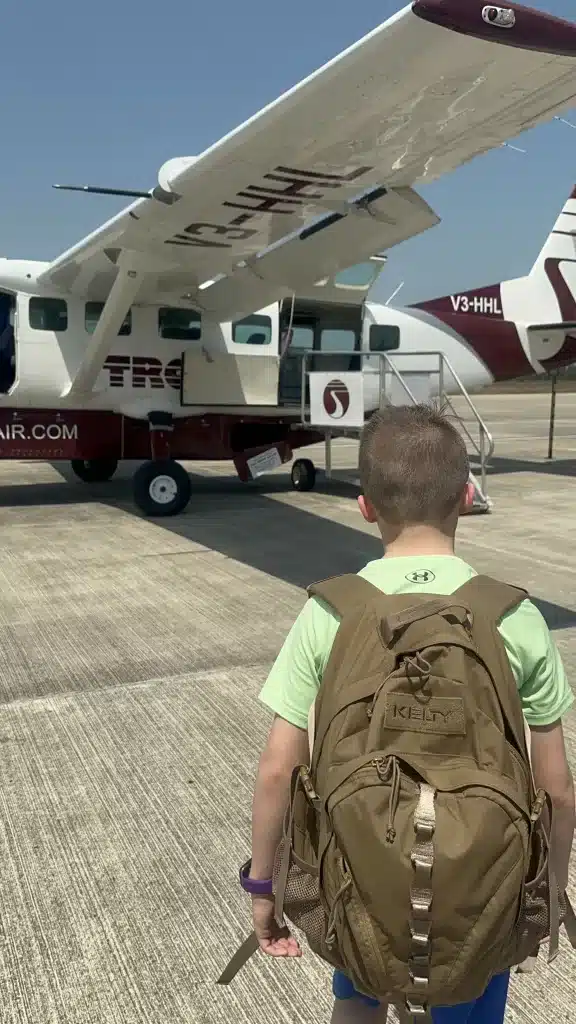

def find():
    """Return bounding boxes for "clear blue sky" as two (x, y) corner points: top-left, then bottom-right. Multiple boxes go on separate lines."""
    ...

(1, 0), (575, 304)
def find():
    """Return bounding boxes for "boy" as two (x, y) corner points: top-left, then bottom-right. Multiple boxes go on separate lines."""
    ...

(247, 405), (575, 1024)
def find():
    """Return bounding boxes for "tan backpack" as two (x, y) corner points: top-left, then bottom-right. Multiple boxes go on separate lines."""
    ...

(219, 574), (576, 1018)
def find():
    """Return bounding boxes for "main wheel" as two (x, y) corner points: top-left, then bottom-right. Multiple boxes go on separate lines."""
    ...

(71, 458), (118, 483)
(291, 458), (316, 492)
(133, 459), (191, 517)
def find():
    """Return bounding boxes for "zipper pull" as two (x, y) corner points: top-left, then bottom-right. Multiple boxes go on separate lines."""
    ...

(530, 789), (547, 823)
(299, 765), (319, 803)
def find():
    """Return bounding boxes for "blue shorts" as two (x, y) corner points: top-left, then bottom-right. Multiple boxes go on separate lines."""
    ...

(332, 970), (510, 1023)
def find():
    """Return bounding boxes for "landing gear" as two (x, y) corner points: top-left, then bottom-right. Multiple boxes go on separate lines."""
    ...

(132, 459), (191, 517)
(71, 458), (118, 483)
(291, 458), (316, 492)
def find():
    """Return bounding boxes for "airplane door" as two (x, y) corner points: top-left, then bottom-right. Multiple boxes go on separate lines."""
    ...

(278, 320), (315, 406)
(0, 292), (16, 394)
(278, 300), (362, 406)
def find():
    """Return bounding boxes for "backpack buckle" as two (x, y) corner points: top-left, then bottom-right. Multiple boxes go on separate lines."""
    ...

(405, 997), (430, 1017)
(411, 851), (433, 881)
(414, 820), (435, 840)
(410, 922), (431, 947)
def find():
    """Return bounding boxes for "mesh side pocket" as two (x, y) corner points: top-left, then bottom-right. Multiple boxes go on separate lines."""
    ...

(512, 879), (568, 966)
(273, 838), (326, 950)
(511, 825), (568, 965)
(521, 881), (567, 937)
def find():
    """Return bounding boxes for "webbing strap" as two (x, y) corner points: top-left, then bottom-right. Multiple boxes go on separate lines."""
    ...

(563, 894), (576, 947)
(406, 784), (436, 1021)
(548, 860), (561, 962)
(216, 931), (259, 985)
(383, 598), (471, 642)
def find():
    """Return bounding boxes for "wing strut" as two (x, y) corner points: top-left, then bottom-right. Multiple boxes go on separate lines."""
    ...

(65, 251), (145, 397)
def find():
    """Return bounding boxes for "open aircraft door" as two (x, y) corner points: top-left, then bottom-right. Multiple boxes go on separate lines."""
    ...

(180, 305), (282, 409)
(278, 257), (387, 408)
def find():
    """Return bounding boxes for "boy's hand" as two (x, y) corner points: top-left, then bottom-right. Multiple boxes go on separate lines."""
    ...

(252, 894), (302, 957)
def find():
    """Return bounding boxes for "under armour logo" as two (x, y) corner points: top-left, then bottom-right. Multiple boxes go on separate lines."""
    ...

(405, 570), (436, 584)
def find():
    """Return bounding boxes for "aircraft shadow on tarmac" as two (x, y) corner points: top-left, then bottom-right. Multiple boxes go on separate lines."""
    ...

(489, 456), (576, 477)
(2, 463), (575, 634)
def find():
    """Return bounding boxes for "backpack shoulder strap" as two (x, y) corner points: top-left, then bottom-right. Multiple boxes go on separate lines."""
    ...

(456, 574), (529, 759)
(307, 573), (384, 618)
(455, 574), (528, 620)
(307, 574), (387, 763)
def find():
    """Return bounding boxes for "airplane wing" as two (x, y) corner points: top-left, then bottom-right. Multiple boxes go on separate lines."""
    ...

(38, 0), (576, 323)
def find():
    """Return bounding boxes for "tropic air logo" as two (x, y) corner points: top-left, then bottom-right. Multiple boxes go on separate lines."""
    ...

(322, 378), (350, 419)
(102, 355), (182, 390)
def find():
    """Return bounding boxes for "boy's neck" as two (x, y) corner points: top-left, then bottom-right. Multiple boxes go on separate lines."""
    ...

(381, 524), (456, 559)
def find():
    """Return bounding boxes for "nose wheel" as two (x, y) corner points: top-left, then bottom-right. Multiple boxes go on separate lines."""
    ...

(71, 458), (118, 483)
(291, 458), (316, 492)
(132, 459), (191, 516)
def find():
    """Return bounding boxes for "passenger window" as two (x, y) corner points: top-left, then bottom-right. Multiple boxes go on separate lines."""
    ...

(85, 302), (132, 336)
(287, 326), (314, 349)
(320, 328), (357, 351)
(159, 307), (201, 340)
(29, 297), (68, 332)
(369, 324), (400, 351)
(232, 314), (272, 345)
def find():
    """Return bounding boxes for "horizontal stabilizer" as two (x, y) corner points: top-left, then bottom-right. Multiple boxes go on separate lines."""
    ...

(527, 321), (576, 333)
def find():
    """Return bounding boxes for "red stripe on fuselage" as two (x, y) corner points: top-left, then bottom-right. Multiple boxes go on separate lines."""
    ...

(416, 311), (534, 381)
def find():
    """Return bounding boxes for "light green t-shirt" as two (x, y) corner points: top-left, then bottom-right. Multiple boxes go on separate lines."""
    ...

(259, 556), (573, 729)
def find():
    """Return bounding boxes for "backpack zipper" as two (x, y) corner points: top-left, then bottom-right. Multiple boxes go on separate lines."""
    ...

(373, 755), (401, 843)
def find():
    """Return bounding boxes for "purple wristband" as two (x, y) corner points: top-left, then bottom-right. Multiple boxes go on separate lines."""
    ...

(239, 858), (274, 896)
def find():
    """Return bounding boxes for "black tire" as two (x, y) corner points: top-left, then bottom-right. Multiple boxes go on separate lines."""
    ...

(291, 458), (316, 492)
(71, 458), (118, 483)
(132, 459), (191, 517)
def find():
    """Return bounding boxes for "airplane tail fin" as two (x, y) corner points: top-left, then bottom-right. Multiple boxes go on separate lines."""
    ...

(529, 184), (576, 277)
(413, 183), (576, 322)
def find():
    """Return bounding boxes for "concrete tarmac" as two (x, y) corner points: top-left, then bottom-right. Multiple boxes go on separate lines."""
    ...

(0, 392), (574, 1023)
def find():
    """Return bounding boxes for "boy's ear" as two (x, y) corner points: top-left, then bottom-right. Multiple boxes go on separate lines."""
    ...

(358, 494), (378, 523)
(459, 479), (475, 515)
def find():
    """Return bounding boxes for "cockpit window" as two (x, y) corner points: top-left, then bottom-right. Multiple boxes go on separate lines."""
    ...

(29, 297), (68, 332)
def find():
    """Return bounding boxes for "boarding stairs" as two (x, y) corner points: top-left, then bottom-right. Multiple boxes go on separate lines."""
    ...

(298, 350), (494, 513)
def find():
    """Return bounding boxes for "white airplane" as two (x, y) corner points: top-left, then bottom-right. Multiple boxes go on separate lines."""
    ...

(1, 0), (576, 516)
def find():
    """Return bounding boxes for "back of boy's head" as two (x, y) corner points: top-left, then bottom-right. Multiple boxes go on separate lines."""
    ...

(358, 404), (470, 527)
